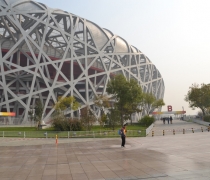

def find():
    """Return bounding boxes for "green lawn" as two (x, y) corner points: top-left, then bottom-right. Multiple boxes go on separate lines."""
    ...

(0, 124), (146, 131)
(0, 127), (38, 131)
(91, 124), (146, 131)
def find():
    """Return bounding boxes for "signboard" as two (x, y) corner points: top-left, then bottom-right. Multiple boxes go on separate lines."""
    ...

(0, 112), (16, 116)
(152, 111), (186, 115)
(167, 105), (172, 112)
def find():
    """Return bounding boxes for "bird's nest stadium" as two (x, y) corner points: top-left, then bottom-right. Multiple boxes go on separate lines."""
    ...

(0, 0), (164, 124)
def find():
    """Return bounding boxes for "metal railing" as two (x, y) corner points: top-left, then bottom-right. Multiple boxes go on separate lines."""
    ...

(0, 130), (146, 138)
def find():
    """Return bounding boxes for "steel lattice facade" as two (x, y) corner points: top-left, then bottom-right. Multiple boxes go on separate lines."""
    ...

(0, 0), (164, 123)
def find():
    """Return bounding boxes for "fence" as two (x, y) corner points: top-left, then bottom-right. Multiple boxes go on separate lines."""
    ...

(0, 130), (146, 138)
(151, 127), (210, 137)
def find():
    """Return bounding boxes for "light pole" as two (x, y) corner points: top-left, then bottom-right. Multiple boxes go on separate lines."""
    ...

(182, 106), (184, 120)
(78, 108), (80, 120)
(32, 108), (35, 126)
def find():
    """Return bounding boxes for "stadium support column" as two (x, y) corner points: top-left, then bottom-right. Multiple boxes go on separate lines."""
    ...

(84, 20), (89, 104)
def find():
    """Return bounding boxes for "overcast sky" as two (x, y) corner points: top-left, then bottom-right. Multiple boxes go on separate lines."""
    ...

(38, 0), (210, 115)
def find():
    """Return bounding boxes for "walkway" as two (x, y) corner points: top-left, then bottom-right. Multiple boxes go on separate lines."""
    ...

(148, 118), (209, 136)
(0, 121), (210, 180)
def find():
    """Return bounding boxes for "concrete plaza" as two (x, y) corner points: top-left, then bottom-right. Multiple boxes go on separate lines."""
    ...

(0, 120), (210, 180)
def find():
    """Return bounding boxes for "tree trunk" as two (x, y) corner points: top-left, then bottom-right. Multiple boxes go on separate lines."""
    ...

(201, 108), (206, 116)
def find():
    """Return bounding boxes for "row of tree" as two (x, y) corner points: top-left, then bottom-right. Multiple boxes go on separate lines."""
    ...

(30, 74), (165, 130)
(105, 74), (164, 126)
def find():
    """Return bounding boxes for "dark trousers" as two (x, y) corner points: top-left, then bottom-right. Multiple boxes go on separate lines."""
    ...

(121, 136), (125, 147)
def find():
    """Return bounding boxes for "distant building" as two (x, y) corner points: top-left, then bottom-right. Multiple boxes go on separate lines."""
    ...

(0, 0), (164, 123)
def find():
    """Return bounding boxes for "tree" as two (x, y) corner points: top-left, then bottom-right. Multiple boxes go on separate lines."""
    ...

(80, 105), (97, 131)
(54, 96), (80, 114)
(142, 93), (156, 115)
(185, 83), (210, 116)
(94, 94), (110, 126)
(94, 94), (110, 109)
(152, 99), (165, 110)
(52, 96), (80, 131)
(34, 100), (43, 130)
(28, 109), (35, 126)
(106, 74), (135, 126)
(139, 115), (155, 127)
(141, 92), (165, 115)
(123, 78), (143, 124)
(197, 110), (203, 118)
(106, 108), (120, 130)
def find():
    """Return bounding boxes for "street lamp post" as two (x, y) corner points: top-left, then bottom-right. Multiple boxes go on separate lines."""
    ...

(32, 108), (35, 126)
(78, 108), (80, 120)
(182, 106), (184, 120)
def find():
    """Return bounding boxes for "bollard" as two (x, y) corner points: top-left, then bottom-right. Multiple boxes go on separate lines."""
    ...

(192, 128), (194, 133)
(163, 130), (165, 136)
(201, 127), (203, 132)
(152, 131), (154, 137)
(183, 129), (185, 134)
(56, 134), (58, 144)
(173, 129), (175, 135)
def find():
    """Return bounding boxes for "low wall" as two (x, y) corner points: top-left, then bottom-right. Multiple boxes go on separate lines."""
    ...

(190, 119), (210, 126)
(146, 123), (154, 135)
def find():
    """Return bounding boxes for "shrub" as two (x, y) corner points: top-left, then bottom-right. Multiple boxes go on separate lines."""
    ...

(68, 118), (83, 131)
(203, 115), (210, 122)
(52, 113), (83, 131)
(80, 106), (97, 131)
(139, 115), (155, 127)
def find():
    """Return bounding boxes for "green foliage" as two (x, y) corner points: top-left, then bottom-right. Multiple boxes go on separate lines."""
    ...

(185, 83), (210, 116)
(106, 108), (121, 130)
(33, 100), (44, 129)
(0, 127), (38, 131)
(203, 115), (210, 122)
(94, 95), (110, 109)
(152, 99), (165, 109)
(51, 110), (83, 131)
(106, 74), (130, 126)
(123, 79), (143, 124)
(142, 93), (156, 115)
(98, 113), (107, 128)
(94, 95), (110, 127)
(106, 74), (143, 126)
(54, 96), (80, 112)
(52, 114), (83, 131)
(139, 115), (155, 127)
(141, 93), (165, 115)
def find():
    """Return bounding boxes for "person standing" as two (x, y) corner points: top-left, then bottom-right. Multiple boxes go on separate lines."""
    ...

(163, 117), (165, 124)
(170, 116), (173, 124)
(120, 126), (126, 147)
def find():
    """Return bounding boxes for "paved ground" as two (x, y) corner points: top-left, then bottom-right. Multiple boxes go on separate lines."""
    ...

(0, 120), (210, 180)
(148, 118), (209, 136)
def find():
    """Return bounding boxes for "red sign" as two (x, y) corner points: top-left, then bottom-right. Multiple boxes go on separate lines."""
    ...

(167, 105), (172, 112)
